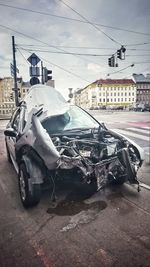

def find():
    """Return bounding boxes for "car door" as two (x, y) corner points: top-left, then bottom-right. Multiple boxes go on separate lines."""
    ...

(7, 108), (21, 164)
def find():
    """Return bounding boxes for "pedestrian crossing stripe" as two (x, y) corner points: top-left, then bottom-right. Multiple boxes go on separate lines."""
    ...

(127, 127), (150, 135)
(112, 127), (149, 141)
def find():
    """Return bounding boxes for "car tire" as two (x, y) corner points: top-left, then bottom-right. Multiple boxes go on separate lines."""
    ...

(6, 142), (12, 164)
(18, 163), (41, 208)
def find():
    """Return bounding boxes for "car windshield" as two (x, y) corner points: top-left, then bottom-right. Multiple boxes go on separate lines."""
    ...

(41, 105), (99, 134)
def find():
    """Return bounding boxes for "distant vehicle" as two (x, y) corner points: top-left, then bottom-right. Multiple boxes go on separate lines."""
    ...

(4, 85), (144, 208)
(114, 106), (124, 110)
(133, 104), (150, 112)
(99, 106), (106, 110)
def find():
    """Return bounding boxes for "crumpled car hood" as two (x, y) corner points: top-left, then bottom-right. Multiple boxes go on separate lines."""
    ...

(24, 84), (70, 119)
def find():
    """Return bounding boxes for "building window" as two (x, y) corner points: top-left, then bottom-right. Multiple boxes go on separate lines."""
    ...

(125, 98), (127, 101)
(118, 98), (120, 102)
(103, 98), (105, 102)
(114, 98), (116, 102)
(121, 98), (123, 101)
(114, 92), (116, 96)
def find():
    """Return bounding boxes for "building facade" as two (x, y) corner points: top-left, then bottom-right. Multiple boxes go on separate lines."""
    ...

(0, 77), (30, 118)
(133, 74), (150, 105)
(0, 77), (15, 117)
(74, 79), (136, 109)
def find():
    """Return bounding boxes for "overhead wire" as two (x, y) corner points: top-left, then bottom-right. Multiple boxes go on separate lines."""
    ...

(0, 2), (149, 37)
(0, 24), (92, 83)
(17, 47), (150, 58)
(16, 44), (150, 52)
(0, 24), (99, 81)
(107, 64), (135, 76)
(0, 23), (107, 71)
(17, 48), (30, 65)
(57, 0), (121, 45)
(18, 47), (111, 56)
(16, 47), (92, 84)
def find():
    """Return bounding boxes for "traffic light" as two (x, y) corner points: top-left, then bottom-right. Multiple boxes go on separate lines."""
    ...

(117, 49), (122, 59)
(108, 57), (112, 67)
(117, 46), (126, 60)
(108, 55), (115, 67)
(44, 67), (52, 82)
(121, 46), (126, 53)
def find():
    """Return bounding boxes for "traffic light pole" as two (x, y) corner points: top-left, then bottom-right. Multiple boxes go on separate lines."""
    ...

(12, 36), (19, 106)
(41, 61), (44, 84)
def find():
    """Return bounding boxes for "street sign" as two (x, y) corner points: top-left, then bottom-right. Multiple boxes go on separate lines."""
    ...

(30, 66), (40, 77)
(30, 77), (40, 86)
(10, 63), (19, 77)
(27, 53), (41, 66)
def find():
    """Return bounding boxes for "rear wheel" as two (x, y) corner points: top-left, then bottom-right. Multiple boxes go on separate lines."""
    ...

(18, 163), (41, 208)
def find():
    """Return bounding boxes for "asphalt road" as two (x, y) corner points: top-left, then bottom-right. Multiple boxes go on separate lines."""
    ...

(0, 111), (150, 267)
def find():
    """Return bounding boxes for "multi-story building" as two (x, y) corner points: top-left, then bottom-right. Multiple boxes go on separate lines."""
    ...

(0, 77), (30, 118)
(21, 81), (30, 99)
(133, 74), (150, 105)
(73, 88), (83, 106)
(74, 79), (136, 109)
(0, 77), (15, 117)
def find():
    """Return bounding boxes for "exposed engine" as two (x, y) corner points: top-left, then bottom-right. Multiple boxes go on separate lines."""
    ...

(51, 127), (141, 190)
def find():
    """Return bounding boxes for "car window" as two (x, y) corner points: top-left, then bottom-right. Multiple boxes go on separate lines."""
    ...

(12, 109), (21, 132)
(42, 105), (99, 134)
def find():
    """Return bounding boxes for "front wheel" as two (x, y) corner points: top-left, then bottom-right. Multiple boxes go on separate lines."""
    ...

(18, 163), (41, 208)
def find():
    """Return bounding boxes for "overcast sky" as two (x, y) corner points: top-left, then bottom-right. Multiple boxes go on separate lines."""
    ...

(0, 0), (150, 98)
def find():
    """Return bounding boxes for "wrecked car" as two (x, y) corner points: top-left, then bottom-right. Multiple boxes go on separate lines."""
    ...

(4, 85), (144, 208)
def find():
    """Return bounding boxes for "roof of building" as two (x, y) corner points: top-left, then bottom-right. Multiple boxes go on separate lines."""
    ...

(92, 79), (135, 85)
(74, 88), (83, 94)
(132, 74), (150, 83)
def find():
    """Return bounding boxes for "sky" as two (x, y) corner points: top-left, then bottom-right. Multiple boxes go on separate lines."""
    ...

(0, 0), (150, 98)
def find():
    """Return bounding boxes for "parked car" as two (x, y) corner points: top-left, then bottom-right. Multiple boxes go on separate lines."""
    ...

(133, 104), (150, 112)
(4, 85), (144, 208)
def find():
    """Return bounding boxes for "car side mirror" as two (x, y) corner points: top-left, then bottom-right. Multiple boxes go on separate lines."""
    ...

(4, 128), (17, 137)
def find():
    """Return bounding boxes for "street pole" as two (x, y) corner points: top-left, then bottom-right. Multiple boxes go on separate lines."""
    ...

(12, 36), (19, 106)
(41, 61), (44, 84)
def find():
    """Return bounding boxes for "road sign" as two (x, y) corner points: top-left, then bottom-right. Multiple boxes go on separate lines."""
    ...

(27, 53), (41, 66)
(30, 66), (40, 77)
(30, 77), (40, 86)
(10, 63), (19, 77)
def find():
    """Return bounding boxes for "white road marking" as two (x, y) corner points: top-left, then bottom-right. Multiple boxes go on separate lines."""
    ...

(127, 127), (150, 135)
(139, 182), (150, 190)
(142, 126), (150, 130)
(113, 128), (149, 141)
